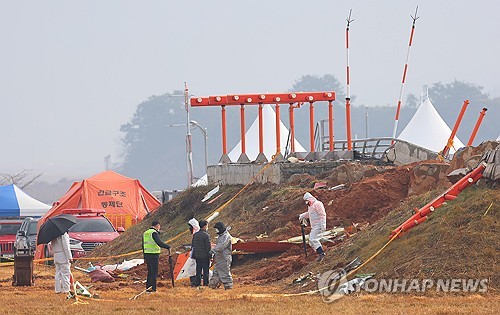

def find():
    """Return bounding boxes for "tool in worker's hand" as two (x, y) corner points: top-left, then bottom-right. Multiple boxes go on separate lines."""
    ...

(168, 249), (175, 287)
(300, 217), (308, 257)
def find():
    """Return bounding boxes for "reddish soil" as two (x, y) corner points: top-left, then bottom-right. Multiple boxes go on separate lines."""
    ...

(124, 254), (178, 280)
(91, 151), (497, 288)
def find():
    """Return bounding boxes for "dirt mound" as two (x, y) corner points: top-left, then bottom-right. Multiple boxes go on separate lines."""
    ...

(408, 162), (451, 196)
(283, 187), (500, 292)
(87, 150), (498, 293)
(323, 166), (411, 224)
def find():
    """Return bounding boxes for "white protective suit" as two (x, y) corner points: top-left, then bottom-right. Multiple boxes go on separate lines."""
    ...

(188, 218), (200, 234)
(299, 193), (327, 250)
(50, 232), (73, 293)
(209, 227), (233, 289)
(187, 218), (201, 279)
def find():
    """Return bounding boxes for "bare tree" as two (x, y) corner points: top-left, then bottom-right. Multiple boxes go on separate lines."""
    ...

(0, 170), (43, 189)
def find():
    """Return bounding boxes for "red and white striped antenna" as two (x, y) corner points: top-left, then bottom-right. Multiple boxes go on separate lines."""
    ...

(391, 6), (419, 144)
(345, 9), (354, 150)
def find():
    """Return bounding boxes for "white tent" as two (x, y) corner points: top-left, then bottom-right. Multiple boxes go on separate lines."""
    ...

(497, 134), (500, 141)
(228, 105), (306, 162)
(0, 184), (51, 217)
(398, 99), (465, 153)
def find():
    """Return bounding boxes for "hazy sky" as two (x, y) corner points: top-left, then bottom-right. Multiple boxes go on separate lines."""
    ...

(1, 1), (499, 183)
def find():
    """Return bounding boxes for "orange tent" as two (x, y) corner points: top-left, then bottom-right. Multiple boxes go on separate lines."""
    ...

(42, 170), (161, 228)
(35, 171), (161, 260)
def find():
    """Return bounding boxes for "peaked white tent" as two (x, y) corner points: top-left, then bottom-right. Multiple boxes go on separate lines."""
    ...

(497, 134), (500, 141)
(228, 105), (306, 162)
(0, 184), (51, 217)
(398, 99), (465, 154)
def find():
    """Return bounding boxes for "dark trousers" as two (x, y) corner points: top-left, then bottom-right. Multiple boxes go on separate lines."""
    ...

(144, 253), (159, 291)
(189, 276), (197, 287)
(195, 259), (210, 286)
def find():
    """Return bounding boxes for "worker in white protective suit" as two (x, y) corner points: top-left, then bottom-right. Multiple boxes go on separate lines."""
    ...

(50, 231), (73, 293)
(187, 218), (200, 287)
(208, 222), (233, 289)
(299, 192), (327, 262)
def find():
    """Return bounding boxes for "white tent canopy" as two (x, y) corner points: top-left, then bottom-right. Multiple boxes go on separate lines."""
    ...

(0, 184), (51, 217)
(497, 134), (500, 141)
(398, 99), (465, 154)
(228, 105), (306, 162)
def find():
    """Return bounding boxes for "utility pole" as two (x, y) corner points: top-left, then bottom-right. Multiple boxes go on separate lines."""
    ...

(185, 82), (194, 188)
(365, 106), (369, 138)
(104, 155), (111, 170)
(166, 121), (208, 174)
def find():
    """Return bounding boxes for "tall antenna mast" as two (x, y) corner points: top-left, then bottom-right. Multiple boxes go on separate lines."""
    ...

(391, 6), (419, 144)
(185, 82), (194, 187)
(345, 9), (354, 150)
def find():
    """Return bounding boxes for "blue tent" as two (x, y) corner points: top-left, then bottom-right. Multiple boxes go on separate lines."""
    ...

(0, 184), (51, 217)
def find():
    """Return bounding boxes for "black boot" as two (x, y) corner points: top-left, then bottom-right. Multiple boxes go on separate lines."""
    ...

(316, 247), (325, 262)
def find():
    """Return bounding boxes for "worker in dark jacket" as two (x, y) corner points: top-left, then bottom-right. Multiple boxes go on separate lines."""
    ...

(191, 220), (211, 286)
(142, 220), (170, 292)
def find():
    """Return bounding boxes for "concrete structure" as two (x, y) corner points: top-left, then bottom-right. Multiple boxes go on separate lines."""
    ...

(207, 161), (346, 185)
(208, 139), (437, 186)
(383, 140), (438, 166)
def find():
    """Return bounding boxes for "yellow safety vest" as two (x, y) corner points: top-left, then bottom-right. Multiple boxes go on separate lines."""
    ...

(143, 228), (161, 254)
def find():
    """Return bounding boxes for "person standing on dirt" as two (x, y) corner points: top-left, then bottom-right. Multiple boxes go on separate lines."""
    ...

(51, 231), (72, 294)
(142, 220), (170, 293)
(299, 192), (327, 262)
(187, 218), (200, 287)
(208, 222), (233, 290)
(191, 220), (211, 286)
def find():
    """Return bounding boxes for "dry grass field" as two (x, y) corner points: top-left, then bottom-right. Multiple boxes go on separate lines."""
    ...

(0, 265), (498, 315)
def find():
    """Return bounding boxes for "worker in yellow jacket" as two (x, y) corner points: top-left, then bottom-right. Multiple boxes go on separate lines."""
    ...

(143, 220), (170, 293)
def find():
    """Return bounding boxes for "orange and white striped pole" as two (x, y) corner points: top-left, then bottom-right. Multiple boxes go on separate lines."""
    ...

(275, 103), (281, 154)
(240, 104), (246, 154)
(309, 102), (315, 152)
(328, 100), (334, 151)
(289, 104), (296, 153)
(442, 100), (470, 157)
(258, 103), (264, 155)
(467, 108), (487, 146)
(391, 6), (419, 144)
(345, 9), (354, 151)
(221, 105), (227, 155)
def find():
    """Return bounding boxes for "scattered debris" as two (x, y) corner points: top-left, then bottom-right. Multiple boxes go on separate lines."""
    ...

(207, 194), (223, 204)
(88, 269), (115, 283)
(256, 232), (268, 239)
(202, 185), (220, 202)
(328, 184), (346, 191)
(483, 202), (493, 216)
(281, 227), (346, 244)
(292, 272), (313, 284)
(129, 287), (152, 300)
(313, 182), (327, 190)
(99, 259), (144, 272)
(337, 274), (374, 295)
(233, 241), (298, 253)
